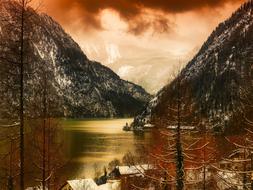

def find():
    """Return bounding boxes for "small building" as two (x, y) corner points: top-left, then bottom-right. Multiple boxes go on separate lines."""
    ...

(60, 179), (121, 190)
(118, 165), (152, 176)
(109, 164), (153, 178)
(61, 165), (152, 190)
(143, 124), (154, 130)
(167, 125), (196, 130)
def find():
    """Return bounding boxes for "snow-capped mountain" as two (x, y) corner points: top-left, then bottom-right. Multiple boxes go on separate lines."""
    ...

(141, 1), (253, 131)
(0, 1), (151, 118)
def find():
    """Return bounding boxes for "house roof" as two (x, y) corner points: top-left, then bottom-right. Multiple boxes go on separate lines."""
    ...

(68, 179), (97, 190)
(67, 179), (121, 190)
(118, 164), (152, 175)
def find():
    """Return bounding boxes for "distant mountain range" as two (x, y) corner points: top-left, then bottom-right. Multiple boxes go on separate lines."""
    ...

(0, 1), (151, 118)
(139, 1), (253, 132)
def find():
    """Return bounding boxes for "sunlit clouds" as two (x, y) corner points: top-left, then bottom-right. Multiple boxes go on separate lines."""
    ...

(37, 0), (245, 94)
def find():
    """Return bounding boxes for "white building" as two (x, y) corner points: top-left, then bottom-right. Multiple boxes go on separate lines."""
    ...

(60, 179), (121, 190)
(118, 165), (152, 176)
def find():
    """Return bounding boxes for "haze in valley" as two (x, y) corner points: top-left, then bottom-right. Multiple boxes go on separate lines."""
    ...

(36, 0), (245, 94)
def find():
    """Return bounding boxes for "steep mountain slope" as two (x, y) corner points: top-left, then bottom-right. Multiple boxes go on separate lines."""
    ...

(0, 1), (151, 118)
(142, 1), (253, 131)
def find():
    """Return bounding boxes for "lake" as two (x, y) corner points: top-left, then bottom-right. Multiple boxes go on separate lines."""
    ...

(61, 118), (151, 179)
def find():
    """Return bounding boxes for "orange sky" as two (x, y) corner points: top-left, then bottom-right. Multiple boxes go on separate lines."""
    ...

(37, 0), (245, 93)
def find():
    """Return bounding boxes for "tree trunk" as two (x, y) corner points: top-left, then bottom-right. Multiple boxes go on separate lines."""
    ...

(19, 1), (25, 189)
(176, 78), (184, 190)
(42, 70), (48, 190)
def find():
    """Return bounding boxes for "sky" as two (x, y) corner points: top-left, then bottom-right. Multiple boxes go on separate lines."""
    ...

(38, 0), (245, 94)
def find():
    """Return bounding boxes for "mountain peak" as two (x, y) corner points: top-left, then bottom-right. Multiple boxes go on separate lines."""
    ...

(0, 2), (151, 118)
(141, 0), (253, 132)
(183, 0), (253, 80)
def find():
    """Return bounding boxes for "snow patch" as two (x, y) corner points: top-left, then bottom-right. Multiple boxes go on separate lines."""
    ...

(117, 65), (134, 78)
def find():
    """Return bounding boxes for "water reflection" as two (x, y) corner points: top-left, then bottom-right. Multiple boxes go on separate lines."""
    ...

(62, 118), (151, 179)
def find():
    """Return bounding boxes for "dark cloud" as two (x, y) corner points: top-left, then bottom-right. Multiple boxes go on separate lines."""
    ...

(127, 15), (173, 35)
(45, 0), (244, 34)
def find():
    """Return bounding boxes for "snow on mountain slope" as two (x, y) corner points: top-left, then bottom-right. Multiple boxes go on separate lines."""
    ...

(139, 1), (253, 131)
(0, 1), (151, 118)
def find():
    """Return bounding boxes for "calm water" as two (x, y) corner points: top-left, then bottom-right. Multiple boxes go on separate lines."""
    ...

(62, 118), (151, 179)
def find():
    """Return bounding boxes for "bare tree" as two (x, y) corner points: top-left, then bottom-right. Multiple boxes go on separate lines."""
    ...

(123, 70), (210, 189)
(0, 0), (38, 189)
(0, 126), (20, 189)
(26, 65), (66, 190)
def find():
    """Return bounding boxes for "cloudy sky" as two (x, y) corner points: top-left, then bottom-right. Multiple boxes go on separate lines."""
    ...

(38, 0), (245, 94)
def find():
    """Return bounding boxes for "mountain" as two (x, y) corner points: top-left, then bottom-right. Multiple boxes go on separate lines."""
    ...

(0, 1), (151, 118)
(139, 1), (253, 132)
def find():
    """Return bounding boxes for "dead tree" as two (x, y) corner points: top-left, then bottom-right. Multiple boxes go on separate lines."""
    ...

(28, 118), (65, 190)
(26, 64), (66, 190)
(209, 130), (253, 190)
(126, 71), (212, 190)
(0, 126), (20, 190)
(19, 1), (25, 188)
(211, 77), (253, 190)
(174, 75), (185, 190)
(0, 0), (38, 189)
